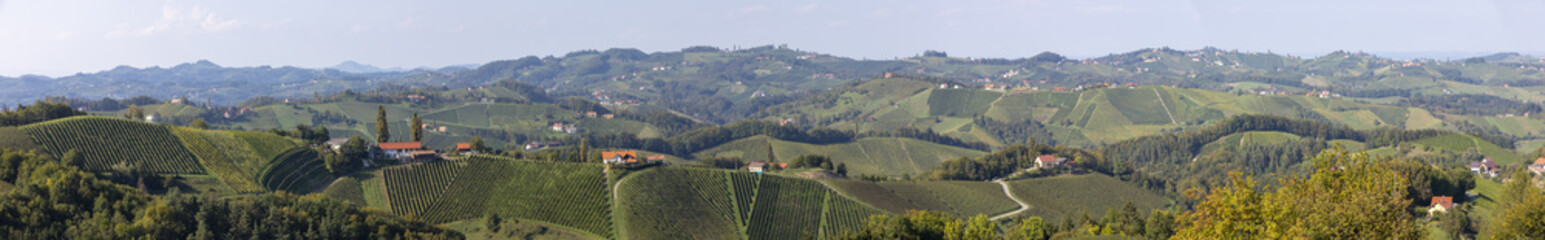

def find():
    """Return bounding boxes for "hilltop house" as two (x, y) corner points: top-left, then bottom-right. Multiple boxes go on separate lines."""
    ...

(1469, 157), (1499, 177)
(377, 142), (423, 162)
(601, 151), (638, 165)
(1035, 155), (1065, 169)
(748, 161), (768, 173)
(647, 155), (666, 163)
(1429, 196), (1455, 215)
(1532, 158), (1545, 175)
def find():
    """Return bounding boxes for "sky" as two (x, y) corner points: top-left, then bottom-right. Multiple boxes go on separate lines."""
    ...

(1, 0), (1543, 77)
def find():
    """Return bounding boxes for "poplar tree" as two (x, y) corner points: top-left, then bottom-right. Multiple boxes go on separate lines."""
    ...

(411, 112), (422, 142)
(376, 105), (390, 143)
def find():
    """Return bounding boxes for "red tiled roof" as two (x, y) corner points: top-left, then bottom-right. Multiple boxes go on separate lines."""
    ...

(1535, 158), (1545, 165)
(1432, 196), (1454, 209)
(1037, 155), (1062, 164)
(602, 151), (637, 160)
(379, 142), (422, 150)
(456, 143), (472, 150)
(646, 155), (666, 160)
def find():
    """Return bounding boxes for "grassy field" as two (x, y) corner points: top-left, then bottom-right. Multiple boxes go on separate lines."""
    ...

(1197, 131), (1304, 154)
(1006, 174), (1171, 221)
(1412, 134), (1523, 165)
(321, 177), (367, 205)
(0, 127), (37, 151)
(694, 136), (986, 177)
(825, 180), (1019, 218)
(926, 88), (1002, 117)
(21, 116), (204, 174)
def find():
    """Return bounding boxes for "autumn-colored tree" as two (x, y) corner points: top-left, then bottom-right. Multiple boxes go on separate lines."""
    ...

(1174, 147), (1422, 239)
(1493, 168), (1545, 238)
(1009, 216), (1049, 240)
(959, 214), (996, 240)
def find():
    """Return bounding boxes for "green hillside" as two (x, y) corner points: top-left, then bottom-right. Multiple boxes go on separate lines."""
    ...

(757, 77), (1470, 147)
(1412, 134), (1523, 165)
(694, 136), (986, 176)
(377, 156), (613, 238)
(1006, 174), (1172, 220)
(21, 116), (204, 174)
(617, 167), (885, 240)
(825, 179), (1019, 218)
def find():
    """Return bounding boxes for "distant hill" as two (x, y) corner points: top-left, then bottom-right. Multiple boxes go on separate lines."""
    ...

(327, 61), (406, 73)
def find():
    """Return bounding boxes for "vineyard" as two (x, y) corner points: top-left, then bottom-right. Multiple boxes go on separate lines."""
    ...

(419, 159), (511, 223)
(746, 176), (825, 240)
(377, 155), (613, 238)
(730, 172), (760, 226)
(257, 147), (330, 193)
(617, 168), (883, 239)
(617, 168), (739, 240)
(20, 116), (203, 174)
(230, 131), (300, 160)
(383, 160), (463, 218)
(1006, 174), (1171, 220)
(170, 127), (267, 193)
(826, 180), (1019, 218)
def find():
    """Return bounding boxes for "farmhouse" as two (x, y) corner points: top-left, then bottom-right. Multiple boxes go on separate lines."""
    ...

(748, 161), (768, 173)
(1429, 196), (1455, 215)
(325, 138), (349, 151)
(377, 142), (423, 161)
(408, 150), (440, 162)
(1035, 155), (1065, 168)
(1469, 157), (1499, 177)
(601, 151), (638, 165)
(1532, 158), (1545, 175)
(646, 155), (666, 163)
(456, 142), (475, 155)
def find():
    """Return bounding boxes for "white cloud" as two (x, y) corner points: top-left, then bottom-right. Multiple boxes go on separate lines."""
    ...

(797, 3), (820, 12)
(107, 1), (243, 38)
(741, 4), (770, 13)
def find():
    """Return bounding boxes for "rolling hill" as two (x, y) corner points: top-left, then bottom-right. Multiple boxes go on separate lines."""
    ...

(694, 136), (986, 177)
(5, 116), (326, 195)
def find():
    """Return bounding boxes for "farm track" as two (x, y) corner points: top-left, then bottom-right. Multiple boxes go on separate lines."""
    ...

(897, 138), (921, 173)
(1153, 88), (1178, 125)
(990, 180), (1030, 221)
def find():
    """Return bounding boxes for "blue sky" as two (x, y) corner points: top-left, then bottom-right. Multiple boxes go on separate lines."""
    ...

(1, 0), (1542, 76)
